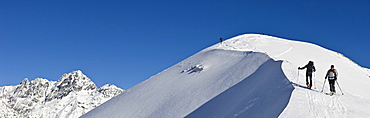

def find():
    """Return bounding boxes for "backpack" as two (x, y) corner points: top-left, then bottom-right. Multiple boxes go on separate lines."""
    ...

(328, 69), (337, 79)
(303, 61), (315, 72)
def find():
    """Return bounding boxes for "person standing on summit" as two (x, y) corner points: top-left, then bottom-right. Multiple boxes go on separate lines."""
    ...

(298, 61), (316, 89)
(219, 37), (223, 44)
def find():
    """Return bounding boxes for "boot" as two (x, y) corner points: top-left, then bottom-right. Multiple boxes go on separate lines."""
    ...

(330, 91), (336, 95)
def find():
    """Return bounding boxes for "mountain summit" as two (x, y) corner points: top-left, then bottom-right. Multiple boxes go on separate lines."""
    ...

(45, 70), (97, 101)
(83, 34), (370, 118)
(0, 70), (124, 118)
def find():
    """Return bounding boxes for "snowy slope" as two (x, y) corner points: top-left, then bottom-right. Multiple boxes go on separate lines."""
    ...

(215, 34), (370, 117)
(83, 34), (370, 118)
(0, 70), (124, 118)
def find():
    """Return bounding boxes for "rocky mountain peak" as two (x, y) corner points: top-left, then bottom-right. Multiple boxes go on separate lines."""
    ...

(98, 84), (123, 98)
(46, 70), (97, 101)
(20, 78), (29, 85)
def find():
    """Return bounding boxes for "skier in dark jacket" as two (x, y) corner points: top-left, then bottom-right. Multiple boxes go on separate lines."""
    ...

(325, 65), (338, 95)
(219, 37), (223, 44)
(298, 61), (316, 89)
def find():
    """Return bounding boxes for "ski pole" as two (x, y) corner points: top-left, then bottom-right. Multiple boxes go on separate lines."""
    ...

(336, 80), (344, 95)
(321, 79), (326, 92)
(313, 72), (316, 89)
(297, 68), (300, 82)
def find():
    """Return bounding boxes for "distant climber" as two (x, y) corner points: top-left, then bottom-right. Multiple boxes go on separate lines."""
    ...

(219, 37), (223, 44)
(298, 61), (316, 89)
(325, 65), (338, 95)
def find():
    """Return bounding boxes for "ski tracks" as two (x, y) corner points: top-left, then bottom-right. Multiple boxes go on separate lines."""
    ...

(273, 44), (293, 58)
(306, 90), (318, 117)
(327, 95), (348, 118)
(305, 89), (348, 118)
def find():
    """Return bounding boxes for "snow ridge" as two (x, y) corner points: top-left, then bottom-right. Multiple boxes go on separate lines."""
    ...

(0, 70), (124, 118)
(82, 49), (294, 118)
(84, 34), (370, 118)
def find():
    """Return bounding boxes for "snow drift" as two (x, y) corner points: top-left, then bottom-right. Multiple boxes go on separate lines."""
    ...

(83, 34), (370, 118)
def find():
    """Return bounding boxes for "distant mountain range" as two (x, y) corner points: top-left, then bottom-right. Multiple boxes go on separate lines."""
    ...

(0, 70), (123, 118)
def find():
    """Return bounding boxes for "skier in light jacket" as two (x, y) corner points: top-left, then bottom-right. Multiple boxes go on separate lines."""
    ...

(325, 65), (338, 94)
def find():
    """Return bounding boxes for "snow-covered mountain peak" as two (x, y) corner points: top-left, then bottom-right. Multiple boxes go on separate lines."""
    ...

(46, 70), (97, 101)
(12, 77), (52, 99)
(98, 84), (123, 98)
(212, 34), (315, 59)
(100, 84), (119, 89)
(62, 70), (85, 77)
(20, 78), (29, 85)
(59, 70), (91, 85)
(83, 34), (370, 118)
(60, 70), (95, 88)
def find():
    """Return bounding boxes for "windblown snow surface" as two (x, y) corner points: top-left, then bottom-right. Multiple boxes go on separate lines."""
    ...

(82, 34), (370, 118)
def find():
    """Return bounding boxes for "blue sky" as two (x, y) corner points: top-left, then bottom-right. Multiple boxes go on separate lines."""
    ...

(1, 0), (369, 89)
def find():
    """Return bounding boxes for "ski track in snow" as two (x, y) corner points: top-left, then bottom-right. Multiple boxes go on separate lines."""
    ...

(273, 44), (293, 58)
(304, 88), (347, 118)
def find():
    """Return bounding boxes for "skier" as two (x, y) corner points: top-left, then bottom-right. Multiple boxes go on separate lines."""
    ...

(219, 37), (223, 44)
(298, 61), (316, 89)
(325, 65), (338, 95)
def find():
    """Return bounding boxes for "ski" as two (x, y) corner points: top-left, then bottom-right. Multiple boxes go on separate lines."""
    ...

(325, 93), (335, 96)
(324, 92), (342, 96)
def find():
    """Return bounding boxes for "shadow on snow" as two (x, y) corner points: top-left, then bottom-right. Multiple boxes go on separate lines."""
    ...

(185, 59), (294, 118)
